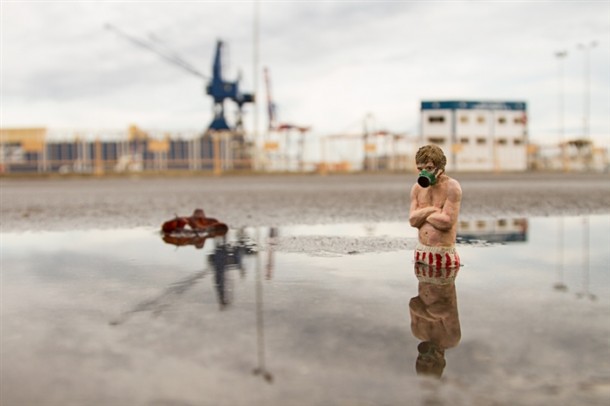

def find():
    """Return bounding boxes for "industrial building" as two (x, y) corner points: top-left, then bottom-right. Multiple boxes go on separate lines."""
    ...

(420, 100), (528, 171)
(0, 127), (252, 174)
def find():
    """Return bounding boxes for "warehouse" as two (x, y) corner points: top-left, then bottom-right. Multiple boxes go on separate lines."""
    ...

(420, 100), (528, 171)
(0, 127), (251, 174)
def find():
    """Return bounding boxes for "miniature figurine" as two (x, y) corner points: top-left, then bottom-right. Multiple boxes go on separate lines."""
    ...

(409, 145), (462, 268)
(409, 267), (461, 377)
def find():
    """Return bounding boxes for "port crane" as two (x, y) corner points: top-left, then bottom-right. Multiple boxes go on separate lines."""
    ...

(263, 66), (310, 171)
(106, 24), (254, 133)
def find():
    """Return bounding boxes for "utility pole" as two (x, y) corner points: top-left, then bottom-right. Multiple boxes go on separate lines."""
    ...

(252, 0), (261, 171)
(554, 50), (568, 171)
(576, 41), (597, 170)
(576, 41), (597, 140)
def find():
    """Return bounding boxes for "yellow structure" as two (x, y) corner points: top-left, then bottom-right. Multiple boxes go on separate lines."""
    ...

(128, 125), (149, 142)
(0, 128), (46, 152)
(148, 137), (170, 153)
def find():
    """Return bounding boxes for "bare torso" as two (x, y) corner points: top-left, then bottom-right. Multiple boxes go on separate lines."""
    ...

(409, 175), (462, 247)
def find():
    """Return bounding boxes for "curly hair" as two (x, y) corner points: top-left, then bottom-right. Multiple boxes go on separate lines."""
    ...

(415, 145), (447, 171)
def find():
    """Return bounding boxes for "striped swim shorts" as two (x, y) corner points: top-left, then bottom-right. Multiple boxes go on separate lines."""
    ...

(414, 243), (461, 269)
(414, 261), (459, 284)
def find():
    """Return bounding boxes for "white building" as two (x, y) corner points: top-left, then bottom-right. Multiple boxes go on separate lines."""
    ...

(420, 100), (528, 171)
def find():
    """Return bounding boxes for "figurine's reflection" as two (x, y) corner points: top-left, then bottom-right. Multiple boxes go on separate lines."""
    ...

(409, 262), (461, 378)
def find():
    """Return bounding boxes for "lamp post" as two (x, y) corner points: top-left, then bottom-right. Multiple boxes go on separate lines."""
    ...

(576, 41), (597, 140)
(577, 41), (597, 171)
(252, 0), (261, 171)
(554, 50), (568, 171)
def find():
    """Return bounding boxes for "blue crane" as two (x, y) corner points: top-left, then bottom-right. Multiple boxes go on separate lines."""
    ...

(106, 24), (254, 132)
(206, 40), (254, 131)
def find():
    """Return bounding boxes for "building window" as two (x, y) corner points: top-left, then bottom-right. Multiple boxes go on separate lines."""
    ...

(514, 115), (527, 124)
(498, 116), (507, 124)
(497, 138), (507, 145)
(476, 138), (486, 145)
(498, 219), (507, 227)
(428, 116), (445, 123)
(477, 116), (486, 124)
(514, 138), (523, 145)
(460, 137), (469, 144)
(459, 116), (469, 124)
(427, 137), (445, 144)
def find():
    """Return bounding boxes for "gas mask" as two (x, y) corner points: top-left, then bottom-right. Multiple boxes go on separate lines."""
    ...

(417, 168), (439, 188)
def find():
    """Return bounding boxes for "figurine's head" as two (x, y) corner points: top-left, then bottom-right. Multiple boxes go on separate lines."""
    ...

(415, 145), (447, 188)
(415, 341), (446, 378)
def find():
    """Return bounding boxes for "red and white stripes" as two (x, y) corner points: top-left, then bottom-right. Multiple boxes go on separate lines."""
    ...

(414, 244), (460, 269)
(414, 262), (459, 284)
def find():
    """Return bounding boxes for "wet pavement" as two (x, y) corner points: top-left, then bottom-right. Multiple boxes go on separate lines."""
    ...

(2, 214), (609, 405)
(2, 172), (610, 231)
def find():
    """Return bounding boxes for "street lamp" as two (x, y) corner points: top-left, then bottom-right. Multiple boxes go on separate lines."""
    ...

(554, 50), (568, 171)
(576, 41), (598, 140)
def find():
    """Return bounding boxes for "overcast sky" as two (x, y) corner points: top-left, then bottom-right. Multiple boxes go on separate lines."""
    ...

(1, 0), (609, 148)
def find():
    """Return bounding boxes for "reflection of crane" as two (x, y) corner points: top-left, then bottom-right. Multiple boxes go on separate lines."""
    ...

(263, 67), (310, 171)
(106, 24), (254, 133)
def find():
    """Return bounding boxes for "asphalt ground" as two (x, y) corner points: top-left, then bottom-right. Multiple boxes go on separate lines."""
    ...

(2, 172), (609, 406)
(1, 171), (609, 232)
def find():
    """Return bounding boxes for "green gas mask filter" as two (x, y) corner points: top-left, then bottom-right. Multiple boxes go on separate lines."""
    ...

(417, 169), (437, 188)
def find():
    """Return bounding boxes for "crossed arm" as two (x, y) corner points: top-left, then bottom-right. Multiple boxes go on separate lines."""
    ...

(409, 181), (462, 231)
(409, 203), (439, 228)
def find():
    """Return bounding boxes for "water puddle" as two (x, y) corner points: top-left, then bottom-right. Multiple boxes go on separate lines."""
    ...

(2, 215), (609, 405)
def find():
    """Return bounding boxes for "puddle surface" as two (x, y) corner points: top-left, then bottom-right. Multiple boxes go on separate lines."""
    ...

(2, 215), (609, 405)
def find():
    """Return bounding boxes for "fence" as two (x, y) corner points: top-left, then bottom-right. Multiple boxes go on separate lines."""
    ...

(0, 130), (254, 175)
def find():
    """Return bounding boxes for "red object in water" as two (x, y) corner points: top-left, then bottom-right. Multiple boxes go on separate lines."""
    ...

(187, 208), (218, 230)
(160, 208), (228, 248)
(161, 216), (188, 233)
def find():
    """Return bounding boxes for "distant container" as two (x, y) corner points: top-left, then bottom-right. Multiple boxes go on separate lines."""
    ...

(420, 100), (528, 172)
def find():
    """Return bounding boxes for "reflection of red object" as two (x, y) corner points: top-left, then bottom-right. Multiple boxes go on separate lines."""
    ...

(162, 233), (207, 248)
(161, 208), (228, 248)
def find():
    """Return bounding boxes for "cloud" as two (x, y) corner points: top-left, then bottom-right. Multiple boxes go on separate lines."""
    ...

(1, 1), (608, 145)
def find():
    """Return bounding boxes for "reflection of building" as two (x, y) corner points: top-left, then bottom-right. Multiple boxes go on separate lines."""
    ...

(457, 218), (528, 243)
(420, 100), (528, 172)
(0, 126), (252, 174)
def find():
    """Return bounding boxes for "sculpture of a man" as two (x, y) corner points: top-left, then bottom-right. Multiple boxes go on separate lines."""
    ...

(409, 145), (462, 268)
